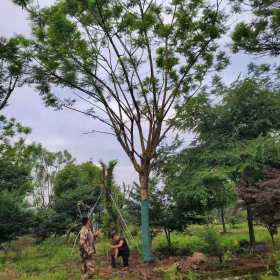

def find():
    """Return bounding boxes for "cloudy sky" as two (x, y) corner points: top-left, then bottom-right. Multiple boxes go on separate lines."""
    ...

(0, 0), (268, 184)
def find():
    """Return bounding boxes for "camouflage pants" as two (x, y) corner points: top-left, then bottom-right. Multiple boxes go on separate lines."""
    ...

(81, 256), (95, 280)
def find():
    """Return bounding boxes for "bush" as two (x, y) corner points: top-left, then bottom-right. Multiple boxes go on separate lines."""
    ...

(200, 228), (223, 263)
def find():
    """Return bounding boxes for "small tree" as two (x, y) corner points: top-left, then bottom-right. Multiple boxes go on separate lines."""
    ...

(202, 228), (223, 263)
(149, 182), (188, 250)
(100, 160), (121, 237)
(238, 168), (280, 247)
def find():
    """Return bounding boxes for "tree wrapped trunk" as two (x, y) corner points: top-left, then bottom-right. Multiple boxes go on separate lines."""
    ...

(140, 175), (153, 262)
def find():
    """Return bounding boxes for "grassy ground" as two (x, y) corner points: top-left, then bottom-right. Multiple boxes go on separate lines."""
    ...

(153, 223), (279, 254)
(0, 224), (279, 280)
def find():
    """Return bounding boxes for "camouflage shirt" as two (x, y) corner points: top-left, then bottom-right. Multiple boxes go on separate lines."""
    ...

(80, 226), (94, 259)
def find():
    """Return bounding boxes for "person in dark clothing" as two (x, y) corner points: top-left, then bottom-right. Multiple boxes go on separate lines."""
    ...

(110, 232), (130, 269)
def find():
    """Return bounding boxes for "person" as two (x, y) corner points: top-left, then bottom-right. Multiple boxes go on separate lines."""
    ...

(79, 217), (100, 280)
(110, 232), (130, 269)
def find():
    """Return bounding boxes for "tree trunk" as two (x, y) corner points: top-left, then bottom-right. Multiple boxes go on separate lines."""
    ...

(140, 174), (153, 262)
(220, 206), (227, 233)
(267, 226), (276, 249)
(246, 205), (256, 248)
(164, 227), (172, 250)
(270, 231), (275, 249)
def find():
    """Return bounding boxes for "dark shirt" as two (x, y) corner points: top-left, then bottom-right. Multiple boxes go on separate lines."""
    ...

(118, 237), (129, 253)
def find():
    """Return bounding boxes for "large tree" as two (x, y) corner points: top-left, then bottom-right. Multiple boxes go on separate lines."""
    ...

(20, 0), (227, 260)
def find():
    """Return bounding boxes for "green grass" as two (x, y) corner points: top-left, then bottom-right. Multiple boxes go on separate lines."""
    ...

(0, 236), (80, 279)
(153, 223), (280, 255)
(0, 224), (279, 280)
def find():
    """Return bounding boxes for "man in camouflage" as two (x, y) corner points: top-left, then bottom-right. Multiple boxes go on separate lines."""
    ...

(79, 217), (99, 280)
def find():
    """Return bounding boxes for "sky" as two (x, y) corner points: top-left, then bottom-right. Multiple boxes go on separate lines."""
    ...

(0, 0), (269, 184)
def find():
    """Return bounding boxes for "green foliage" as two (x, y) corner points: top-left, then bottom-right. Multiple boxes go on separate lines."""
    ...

(0, 36), (31, 110)
(231, 0), (280, 56)
(153, 264), (179, 280)
(0, 192), (32, 243)
(176, 78), (280, 141)
(0, 115), (31, 142)
(153, 224), (278, 256)
(54, 162), (101, 196)
(31, 208), (62, 239)
(200, 228), (223, 262)
(51, 162), (102, 234)
(30, 145), (74, 208)
(185, 269), (199, 280)
(163, 75), (280, 245)
(100, 160), (121, 236)
(148, 178), (199, 249)
(0, 125), (34, 244)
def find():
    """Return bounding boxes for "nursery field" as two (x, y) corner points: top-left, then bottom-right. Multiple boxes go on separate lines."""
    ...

(0, 224), (279, 280)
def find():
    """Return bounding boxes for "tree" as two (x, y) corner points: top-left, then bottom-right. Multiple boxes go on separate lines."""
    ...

(231, 0), (280, 56)
(149, 180), (194, 250)
(21, 0), (227, 261)
(173, 76), (280, 247)
(238, 175), (280, 247)
(0, 36), (30, 111)
(0, 191), (32, 244)
(159, 145), (236, 233)
(52, 162), (102, 234)
(196, 171), (235, 233)
(30, 145), (74, 208)
(100, 160), (121, 237)
(0, 129), (34, 244)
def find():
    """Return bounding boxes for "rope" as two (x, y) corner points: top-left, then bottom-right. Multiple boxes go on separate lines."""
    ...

(71, 192), (102, 254)
(109, 193), (140, 252)
(88, 191), (103, 218)
(72, 189), (141, 255)
(71, 230), (81, 253)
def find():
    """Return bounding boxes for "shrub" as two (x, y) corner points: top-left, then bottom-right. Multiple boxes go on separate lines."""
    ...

(201, 228), (223, 263)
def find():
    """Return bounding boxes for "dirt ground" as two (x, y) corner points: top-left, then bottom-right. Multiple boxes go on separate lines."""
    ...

(0, 248), (276, 280)
(88, 251), (276, 280)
